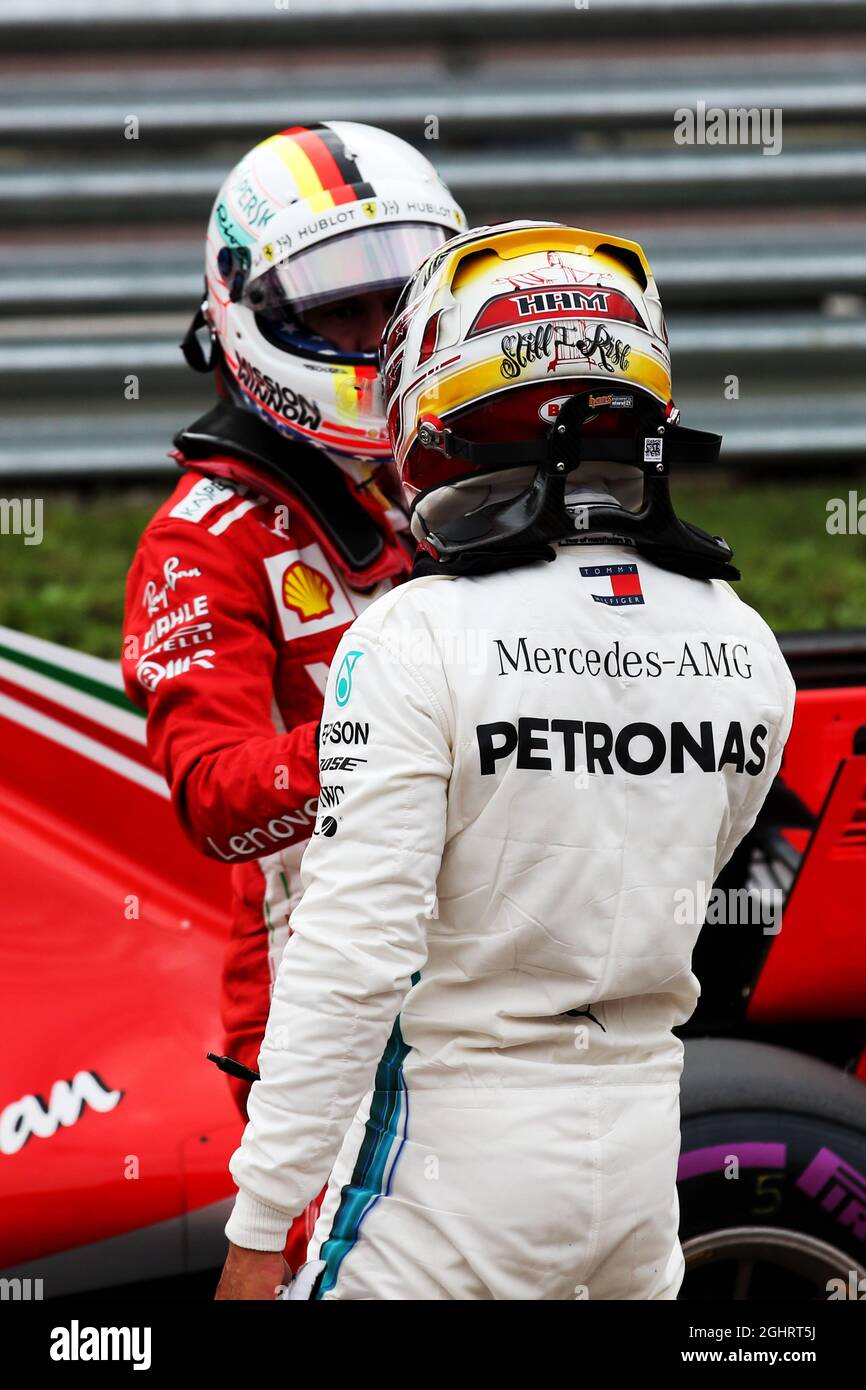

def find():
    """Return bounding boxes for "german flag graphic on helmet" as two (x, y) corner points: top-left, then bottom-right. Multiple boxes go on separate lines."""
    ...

(198, 122), (465, 461)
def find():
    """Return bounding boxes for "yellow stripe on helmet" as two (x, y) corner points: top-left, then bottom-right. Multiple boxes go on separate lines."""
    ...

(263, 132), (328, 202)
(414, 348), (671, 429)
(305, 189), (338, 213)
(333, 366), (361, 421)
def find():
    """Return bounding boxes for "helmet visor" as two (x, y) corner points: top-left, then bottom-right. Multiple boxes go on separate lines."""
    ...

(243, 222), (449, 316)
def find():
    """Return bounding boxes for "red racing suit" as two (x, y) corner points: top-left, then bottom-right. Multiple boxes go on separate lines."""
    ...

(122, 420), (413, 1259)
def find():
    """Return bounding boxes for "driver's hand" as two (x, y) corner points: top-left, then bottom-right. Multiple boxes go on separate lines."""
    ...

(214, 1242), (290, 1300)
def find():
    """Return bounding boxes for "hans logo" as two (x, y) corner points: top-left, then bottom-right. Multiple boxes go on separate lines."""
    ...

(580, 563), (644, 607)
(335, 650), (364, 707)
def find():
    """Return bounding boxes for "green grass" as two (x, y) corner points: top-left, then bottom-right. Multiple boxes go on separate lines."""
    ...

(0, 488), (162, 659)
(0, 476), (862, 659)
(674, 475), (866, 632)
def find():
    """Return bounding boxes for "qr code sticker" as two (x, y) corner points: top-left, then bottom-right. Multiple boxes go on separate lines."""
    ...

(643, 437), (664, 463)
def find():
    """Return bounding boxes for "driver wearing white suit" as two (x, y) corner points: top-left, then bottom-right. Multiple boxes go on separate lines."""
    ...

(217, 222), (795, 1301)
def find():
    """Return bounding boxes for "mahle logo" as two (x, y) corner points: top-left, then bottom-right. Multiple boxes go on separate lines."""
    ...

(334, 651), (364, 708)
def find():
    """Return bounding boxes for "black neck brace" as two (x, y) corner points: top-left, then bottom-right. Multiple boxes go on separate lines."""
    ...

(173, 401), (388, 573)
(410, 390), (739, 583)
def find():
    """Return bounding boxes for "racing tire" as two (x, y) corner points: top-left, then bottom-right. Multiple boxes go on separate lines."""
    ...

(678, 1037), (866, 1301)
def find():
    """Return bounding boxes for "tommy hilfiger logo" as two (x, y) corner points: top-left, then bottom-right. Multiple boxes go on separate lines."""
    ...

(580, 563), (644, 606)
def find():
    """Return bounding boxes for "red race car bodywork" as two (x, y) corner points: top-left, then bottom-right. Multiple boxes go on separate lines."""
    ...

(0, 624), (864, 1295)
(749, 679), (866, 1025)
(0, 627), (238, 1291)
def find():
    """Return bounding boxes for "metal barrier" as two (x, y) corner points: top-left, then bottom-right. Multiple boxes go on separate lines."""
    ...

(0, 0), (864, 477)
(3, 0), (866, 49)
(3, 151), (866, 225)
(7, 72), (866, 145)
(4, 237), (865, 317)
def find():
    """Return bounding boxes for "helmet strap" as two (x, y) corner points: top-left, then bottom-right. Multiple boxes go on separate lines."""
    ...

(181, 289), (221, 374)
(411, 390), (738, 580)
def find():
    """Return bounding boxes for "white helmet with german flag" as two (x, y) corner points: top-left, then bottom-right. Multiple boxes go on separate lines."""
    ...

(382, 220), (734, 577)
(189, 122), (464, 461)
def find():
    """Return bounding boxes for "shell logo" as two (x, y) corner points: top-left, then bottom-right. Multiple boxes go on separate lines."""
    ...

(281, 561), (334, 622)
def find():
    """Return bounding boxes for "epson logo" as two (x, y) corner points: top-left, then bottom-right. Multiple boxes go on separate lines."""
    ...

(319, 721), (369, 745)
(476, 717), (768, 777)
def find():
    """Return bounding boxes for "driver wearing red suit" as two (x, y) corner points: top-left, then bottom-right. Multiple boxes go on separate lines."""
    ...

(121, 123), (464, 1266)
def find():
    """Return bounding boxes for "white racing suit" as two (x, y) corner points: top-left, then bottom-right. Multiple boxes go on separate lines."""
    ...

(225, 539), (796, 1300)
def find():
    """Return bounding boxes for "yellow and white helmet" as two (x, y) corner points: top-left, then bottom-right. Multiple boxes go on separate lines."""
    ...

(187, 122), (464, 461)
(383, 220), (673, 482)
(382, 221), (731, 574)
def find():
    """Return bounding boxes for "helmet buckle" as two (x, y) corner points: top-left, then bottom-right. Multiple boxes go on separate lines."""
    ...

(418, 414), (451, 455)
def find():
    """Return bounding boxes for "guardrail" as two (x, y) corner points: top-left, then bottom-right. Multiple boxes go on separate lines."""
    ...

(3, 396), (862, 478)
(6, 74), (865, 145)
(5, 237), (865, 316)
(3, 151), (866, 225)
(2, 315), (862, 394)
(1, 0), (864, 478)
(2, 0), (866, 50)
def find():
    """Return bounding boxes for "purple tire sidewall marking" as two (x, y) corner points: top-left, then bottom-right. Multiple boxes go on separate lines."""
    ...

(678, 1141), (787, 1182)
